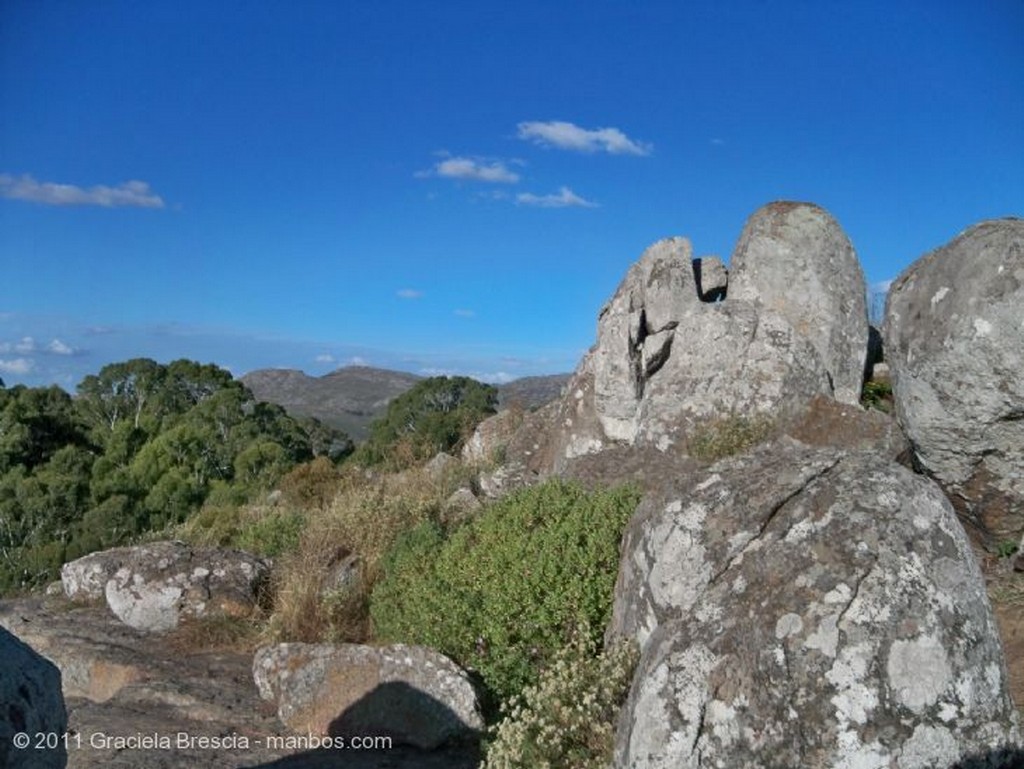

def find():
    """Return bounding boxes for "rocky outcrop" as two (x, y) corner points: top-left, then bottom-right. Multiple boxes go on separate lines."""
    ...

(61, 541), (270, 632)
(519, 201), (874, 470)
(730, 201), (869, 404)
(253, 643), (483, 750)
(884, 218), (1024, 551)
(1, 625), (67, 769)
(609, 439), (1021, 768)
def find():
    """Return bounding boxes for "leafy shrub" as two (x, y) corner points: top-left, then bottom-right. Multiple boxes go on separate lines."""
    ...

(370, 480), (641, 703)
(236, 509), (305, 557)
(861, 379), (893, 412)
(688, 414), (773, 461)
(483, 628), (638, 769)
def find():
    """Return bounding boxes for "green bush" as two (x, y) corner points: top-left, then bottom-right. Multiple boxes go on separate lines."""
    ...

(370, 480), (640, 704)
(235, 509), (305, 557)
(861, 379), (893, 412)
(483, 628), (638, 769)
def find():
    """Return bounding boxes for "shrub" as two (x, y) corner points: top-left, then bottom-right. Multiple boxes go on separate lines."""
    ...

(264, 464), (447, 643)
(861, 379), (893, 412)
(688, 414), (773, 461)
(483, 628), (638, 769)
(370, 480), (641, 704)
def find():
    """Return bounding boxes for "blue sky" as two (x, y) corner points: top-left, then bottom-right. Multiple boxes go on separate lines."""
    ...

(2, 0), (1022, 389)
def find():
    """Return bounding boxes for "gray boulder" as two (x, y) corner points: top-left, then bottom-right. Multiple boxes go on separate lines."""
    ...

(253, 642), (483, 749)
(62, 541), (270, 632)
(610, 439), (1021, 768)
(884, 218), (1024, 551)
(729, 201), (869, 405)
(1, 626), (67, 769)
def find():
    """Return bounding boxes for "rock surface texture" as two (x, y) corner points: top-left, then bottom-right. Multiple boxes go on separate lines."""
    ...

(1, 625), (68, 769)
(0, 598), (479, 769)
(729, 201), (869, 404)
(609, 439), (1021, 768)
(533, 201), (870, 468)
(884, 218), (1024, 551)
(253, 642), (483, 750)
(61, 541), (269, 632)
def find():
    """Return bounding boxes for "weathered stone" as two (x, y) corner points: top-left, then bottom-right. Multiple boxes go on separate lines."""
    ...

(610, 439), (1021, 768)
(461, 408), (524, 464)
(63, 541), (270, 632)
(424, 451), (458, 480)
(442, 487), (482, 526)
(253, 643), (483, 750)
(592, 236), (701, 442)
(884, 218), (1024, 551)
(633, 301), (831, 452)
(729, 201), (869, 405)
(0, 625), (67, 769)
(780, 394), (909, 459)
(0, 598), (480, 769)
(693, 255), (727, 302)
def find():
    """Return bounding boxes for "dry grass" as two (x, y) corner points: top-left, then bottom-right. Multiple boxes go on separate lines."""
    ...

(167, 613), (264, 654)
(263, 460), (477, 644)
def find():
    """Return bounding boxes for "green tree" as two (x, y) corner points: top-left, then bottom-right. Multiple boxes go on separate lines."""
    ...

(357, 376), (497, 467)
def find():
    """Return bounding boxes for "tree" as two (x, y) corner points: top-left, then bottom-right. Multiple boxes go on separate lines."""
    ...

(357, 376), (498, 467)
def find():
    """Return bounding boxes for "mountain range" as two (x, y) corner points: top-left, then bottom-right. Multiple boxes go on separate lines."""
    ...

(241, 366), (570, 441)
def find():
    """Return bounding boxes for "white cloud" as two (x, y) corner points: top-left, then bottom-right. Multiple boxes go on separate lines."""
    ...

(396, 288), (424, 299)
(418, 367), (513, 384)
(454, 309), (476, 318)
(315, 353), (335, 364)
(710, 138), (725, 146)
(517, 121), (651, 156)
(870, 279), (894, 294)
(0, 336), (36, 354)
(0, 358), (34, 375)
(419, 156), (520, 184)
(47, 339), (75, 355)
(347, 356), (368, 366)
(0, 174), (165, 208)
(516, 187), (598, 209)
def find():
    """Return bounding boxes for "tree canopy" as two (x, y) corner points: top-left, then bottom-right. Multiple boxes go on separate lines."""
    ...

(0, 358), (351, 592)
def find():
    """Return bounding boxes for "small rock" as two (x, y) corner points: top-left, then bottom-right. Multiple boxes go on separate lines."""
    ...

(253, 642), (483, 750)
(63, 541), (270, 633)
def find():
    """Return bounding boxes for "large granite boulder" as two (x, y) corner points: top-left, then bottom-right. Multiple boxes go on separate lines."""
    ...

(730, 201), (870, 405)
(610, 439), (1021, 768)
(253, 643), (483, 750)
(0, 626), (67, 769)
(61, 541), (270, 632)
(884, 218), (1024, 551)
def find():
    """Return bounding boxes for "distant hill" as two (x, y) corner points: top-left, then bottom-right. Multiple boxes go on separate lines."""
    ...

(241, 366), (570, 441)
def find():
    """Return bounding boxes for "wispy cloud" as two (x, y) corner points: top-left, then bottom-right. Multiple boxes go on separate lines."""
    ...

(0, 358), (34, 375)
(516, 187), (598, 209)
(315, 353), (335, 364)
(517, 121), (651, 156)
(454, 309), (476, 318)
(418, 156), (520, 184)
(419, 366), (514, 384)
(0, 174), (165, 208)
(396, 288), (424, 299)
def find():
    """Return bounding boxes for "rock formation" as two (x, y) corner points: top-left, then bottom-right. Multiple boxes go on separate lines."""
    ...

(609, 439), (1021, 768)
(729, 201), (869, 404)
(61, 541), (269, 632)
(1, 625), (67, 769)
(884, 218), (1024, 551)
(253, 643), (483, 750)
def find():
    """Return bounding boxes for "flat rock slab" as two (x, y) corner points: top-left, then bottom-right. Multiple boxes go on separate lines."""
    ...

(0, 598), (478, 769)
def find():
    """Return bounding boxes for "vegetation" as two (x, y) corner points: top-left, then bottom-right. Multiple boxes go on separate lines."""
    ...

(688, 413), (774, 461)
(0, 358), (350, 593)
(370, 479), (641, 705)
(861, 378), (893, 412)
(353, 375), (498, 468)
(483, 628), (638, 769)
